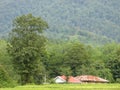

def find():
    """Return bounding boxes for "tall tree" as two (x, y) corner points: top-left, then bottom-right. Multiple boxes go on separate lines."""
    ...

(101, 43), (120, 82)
(63, 42), (90, 76)
(107, 48), (120, 81)
(8, 14), (48, 84)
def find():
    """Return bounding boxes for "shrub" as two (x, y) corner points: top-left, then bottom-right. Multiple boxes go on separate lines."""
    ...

(0, 65), (16, 87)
(116, 78), (120, 83)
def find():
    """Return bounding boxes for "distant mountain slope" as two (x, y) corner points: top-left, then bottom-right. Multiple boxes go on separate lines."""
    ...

(0, 0), (120, 45)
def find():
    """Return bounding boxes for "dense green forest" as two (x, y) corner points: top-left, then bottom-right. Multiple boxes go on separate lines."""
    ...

(0, 38), (120, 87)
(0, 0), (120, 87)
(0, 0), (120, 45)
(0, 13), (120, 86)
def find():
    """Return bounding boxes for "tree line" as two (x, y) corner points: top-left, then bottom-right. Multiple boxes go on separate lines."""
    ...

(0, 14), (120, 87)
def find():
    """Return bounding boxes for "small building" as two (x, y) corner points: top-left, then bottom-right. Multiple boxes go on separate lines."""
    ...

(68, 76), (81, 83)
(76, 75), (109, 83)
(54, 75), (67, 83)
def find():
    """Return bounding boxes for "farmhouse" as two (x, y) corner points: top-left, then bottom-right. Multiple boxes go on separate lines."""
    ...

(76, 75), (109, 83)
(54, 75), (67, 83)
(55, 75), (109, 84)
(55, 75), (81, 83)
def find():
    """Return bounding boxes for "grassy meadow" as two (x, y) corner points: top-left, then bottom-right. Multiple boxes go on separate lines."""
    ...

(0, 84), (120, 90)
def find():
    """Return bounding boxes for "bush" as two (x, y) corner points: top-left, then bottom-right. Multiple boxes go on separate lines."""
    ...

(0, 65), (16, 88)
(48, 78), (55, 84)
(116, 78), (120, 83)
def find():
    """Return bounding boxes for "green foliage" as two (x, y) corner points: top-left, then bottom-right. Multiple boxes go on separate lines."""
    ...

(101, 43), (120, 82)
(1, 38), (120, 85)
(0, 40), (17, 87)
(106, 48), (120, 81)
(0, 0), (120, 45)
(116, 78), (120, 83)
(90, 60), (113, 81)
(45, 42), (66, 78)
(45, 41), (115, 82)
(63, 42), (91, 76)
(8, 14), (48, 85)
(0, 40), (11, 66)
(0, 65), (16, 88)
(85, 47), (114, 81)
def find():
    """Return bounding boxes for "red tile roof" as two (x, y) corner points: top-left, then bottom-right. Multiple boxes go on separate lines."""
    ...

(68, 76), (81, 83)
(60, 75), (67, 80)
(76, 75), (109, 83)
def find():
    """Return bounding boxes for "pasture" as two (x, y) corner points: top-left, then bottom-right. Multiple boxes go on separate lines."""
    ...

(0, 84), (120, 90)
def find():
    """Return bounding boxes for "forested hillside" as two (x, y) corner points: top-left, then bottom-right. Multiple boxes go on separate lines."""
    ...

(0, 2), (120, 86)
(0, 0), (120, 44)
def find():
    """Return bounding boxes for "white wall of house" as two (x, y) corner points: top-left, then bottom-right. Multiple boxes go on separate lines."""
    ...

(55, 77), (66, 83)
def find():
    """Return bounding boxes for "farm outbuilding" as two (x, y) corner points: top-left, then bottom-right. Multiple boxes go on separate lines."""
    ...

(76, 75), (109, 83)
(55, 75), (109, 84)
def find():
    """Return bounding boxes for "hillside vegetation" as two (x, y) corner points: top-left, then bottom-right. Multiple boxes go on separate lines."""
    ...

(0, 0), (120, 44)
(0, 12), (120, 87)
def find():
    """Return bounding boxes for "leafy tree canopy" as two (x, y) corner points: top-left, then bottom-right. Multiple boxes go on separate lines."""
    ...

(8, 14), (48, 85)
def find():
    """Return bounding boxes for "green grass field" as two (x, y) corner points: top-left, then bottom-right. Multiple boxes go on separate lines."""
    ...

(0, 84), (120, 90)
